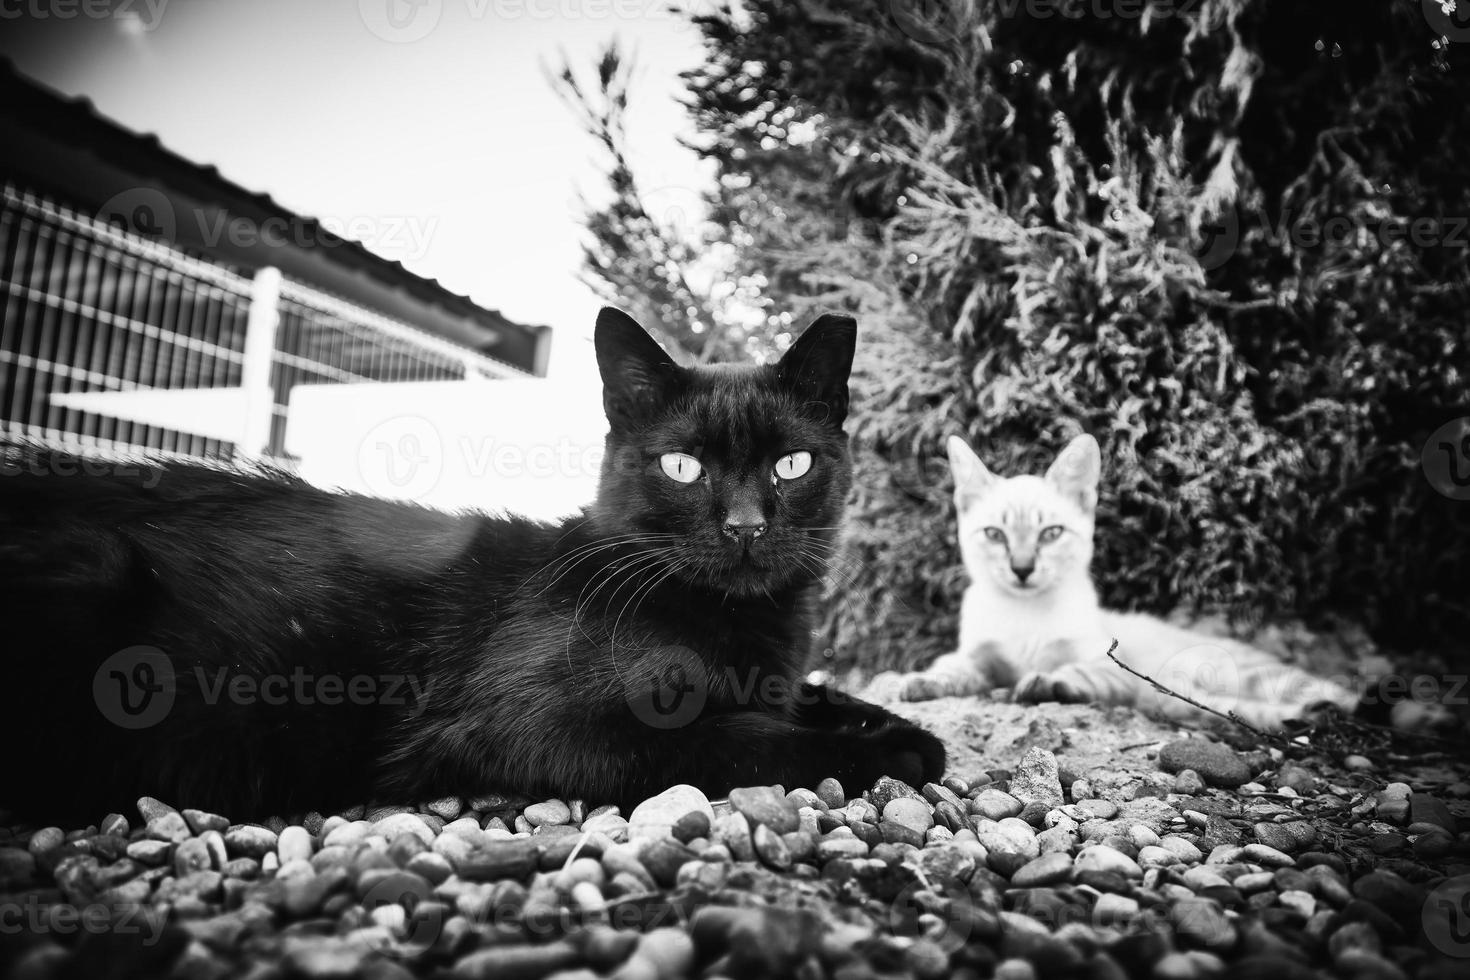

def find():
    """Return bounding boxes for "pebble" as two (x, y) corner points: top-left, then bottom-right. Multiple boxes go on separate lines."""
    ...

(371, 813), (435, 845)
(1173, 769), (1206, 795)
(1009, 747), (1065, 807)
(182, 808), (230, 835)
(278, 825), (314, 865)
(972, 789), (1024, 821)
(224, 825), (278, 859)
(522, 799), (572, 828)
(816, 777), (846, 808)
(1158, 739), (1252, 787)
(728, 786), (800, 833)
(1074, 845), (1142, 879)
(882, 797), (934, 836)
(628, 784), (713, 841)
(1010, 852), (1073, 887)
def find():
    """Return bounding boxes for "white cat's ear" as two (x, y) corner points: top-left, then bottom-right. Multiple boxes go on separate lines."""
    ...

(946, 435), (996, 512)
(1045, 434), (1101, 516)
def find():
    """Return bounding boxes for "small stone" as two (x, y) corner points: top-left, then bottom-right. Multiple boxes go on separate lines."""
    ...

(278, 826), (314, 865)
(146, 812), (192, 844)
(1010, 852), (1073, 887)
(1352, 870), (1422, 913)
(972, 789), (1024, 821)
(1239, 843), (1294, 868)
(136, 796), (177, 822)
(635, 927), (695, 979)
(458, 840), (541, 881)
(1009, 748), (1065, 808)
(1158, 739), (1251, 787)
(729, 785), (801, 833)
(1343, 755), (1372, 772)
(1075, 845), (1142, 879)
(752, 824), (792, 871)
(628, 784), (714, 841)
(582, 812), (629, 843)
(371, 813), (434, 845)
(1077, 798), (1119, 820)
(174, 837), (212, 876)
(816, 778), (846, 808)
(867, 776), (920, 812)
(425, 797), (463, 821)
(639, 838), (696, 887)
(1277, 890), (1315, 918)
(1253, 823), (1302, 853)
(126, 839), (172, 865)
(522, 799), (572, 828)
(1174, 770), (1206, 795)
(1328, 921), (1382, 961)
(882, 798), (934, 836)
(817, 836), (870, 860)
(182, 809), (230, 835)
(1169, 896), (1235, 951)
(224, 826), (278, 859)
(714, 812), (755, 862)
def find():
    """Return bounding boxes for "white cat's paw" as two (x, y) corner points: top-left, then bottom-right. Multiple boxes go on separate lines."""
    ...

(861, 671), (906, 703)
(899, 674), (956, 702)
(1014, 669), (1093, 705)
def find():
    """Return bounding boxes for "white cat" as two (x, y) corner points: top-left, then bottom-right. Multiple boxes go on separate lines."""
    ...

(875, 434), (1365, 730)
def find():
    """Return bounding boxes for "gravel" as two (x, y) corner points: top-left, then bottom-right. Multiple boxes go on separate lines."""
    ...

(1, 739), (1466, 979)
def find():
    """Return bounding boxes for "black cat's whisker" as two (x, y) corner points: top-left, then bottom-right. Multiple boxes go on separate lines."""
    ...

(526, 533), (678, 597)
(569, 547), (671, 624)
(608, 558), (685, 653)
(566, 549), (674, 671)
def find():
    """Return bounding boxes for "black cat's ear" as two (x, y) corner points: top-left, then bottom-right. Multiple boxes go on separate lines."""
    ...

(594, 307), (682, 428)
(776, 313), (856, 426)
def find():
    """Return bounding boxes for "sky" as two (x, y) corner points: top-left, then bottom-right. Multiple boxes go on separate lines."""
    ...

(0, 0), (716, 385)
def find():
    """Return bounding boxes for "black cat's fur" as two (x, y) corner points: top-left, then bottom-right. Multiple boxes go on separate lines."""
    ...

(0, 308), (944, 823)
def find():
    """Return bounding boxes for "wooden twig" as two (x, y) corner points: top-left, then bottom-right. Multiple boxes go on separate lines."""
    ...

(1103, 640), (1285, 746)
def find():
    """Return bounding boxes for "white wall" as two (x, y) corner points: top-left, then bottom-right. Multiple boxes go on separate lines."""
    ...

(285, 378), (606, 522)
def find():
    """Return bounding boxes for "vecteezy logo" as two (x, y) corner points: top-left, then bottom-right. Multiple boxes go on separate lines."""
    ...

(358, 415), (444, 501)
(360, 870), (439, 944)
(1143, 643), (1241, 718)
(1423, 0), (1470, 43)
(359, 0), (443, 43)
(96, 188), (178, 243)
(1196, 204), (1241, 271)
(1422, 417), (1470, 501)
(886, 878), (977, 953)
(622, 645), (708, 730)
(93, 645), (176, 730)
(1425, 874), (1470, 957)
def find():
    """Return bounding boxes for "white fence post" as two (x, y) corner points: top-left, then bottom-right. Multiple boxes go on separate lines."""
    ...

(239, 266), (281, 459)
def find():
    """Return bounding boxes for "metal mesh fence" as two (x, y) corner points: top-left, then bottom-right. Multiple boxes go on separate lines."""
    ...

(0, 182), (525, 465)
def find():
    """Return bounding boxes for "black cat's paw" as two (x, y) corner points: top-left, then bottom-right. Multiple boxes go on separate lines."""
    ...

(854, 719), (946, 790)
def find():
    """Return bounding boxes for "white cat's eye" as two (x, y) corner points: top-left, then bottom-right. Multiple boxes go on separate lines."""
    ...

(659, 453), (703, 484)
(983, 527), (1006, 544)
(773, 451), (812, 481)
(1039, 525), (1065, 544)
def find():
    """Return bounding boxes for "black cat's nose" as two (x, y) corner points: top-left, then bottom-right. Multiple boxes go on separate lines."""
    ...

(723, 521), (767, 545)
(1012, 564), (1034, 584)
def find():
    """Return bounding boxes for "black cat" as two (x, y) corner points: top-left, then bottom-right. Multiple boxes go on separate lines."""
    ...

(0, 308), (945, 823)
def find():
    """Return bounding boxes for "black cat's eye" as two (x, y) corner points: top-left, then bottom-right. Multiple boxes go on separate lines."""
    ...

(1038, 525), (1065, 544)
(982, 527), (1006, 544)
(658, 453), (703, 484)
(773, 451), (812, 482)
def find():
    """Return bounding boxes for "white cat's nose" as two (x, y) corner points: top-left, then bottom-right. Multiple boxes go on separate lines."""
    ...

(1012, 563), (1035, 584)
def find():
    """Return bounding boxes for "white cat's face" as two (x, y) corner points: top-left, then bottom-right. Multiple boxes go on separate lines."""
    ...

(947, 434), (1101, 596)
